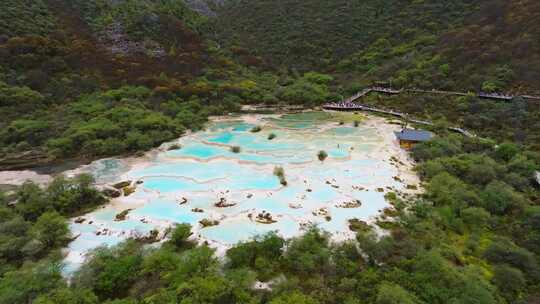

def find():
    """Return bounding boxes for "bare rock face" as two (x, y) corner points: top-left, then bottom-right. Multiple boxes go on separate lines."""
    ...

(184, 0), (228, 16)
(99, 22), (165, 58)
(102, 187), (122, 198)
(185, 0), (216, 16)
(0, 150), (51, 171)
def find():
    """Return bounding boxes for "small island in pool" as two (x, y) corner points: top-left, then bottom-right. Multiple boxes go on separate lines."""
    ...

(63, 112), (420, 273)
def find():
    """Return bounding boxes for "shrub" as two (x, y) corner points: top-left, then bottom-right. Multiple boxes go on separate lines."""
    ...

(268, 133), (276, 140)
(250, 126), (262, 133)
(169, 224), (193, 249)
(317, 150), (328, 162)
(273, 166), (287, 186)
(483, 238), (540, 278)
(168, 144), (181, 150)
(481, 181), (525, 215)
(231, 146), (241, 153)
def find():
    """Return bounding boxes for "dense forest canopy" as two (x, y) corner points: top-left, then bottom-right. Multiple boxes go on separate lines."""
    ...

(0, 0), (539, 303)
(212, 0), (540, 92)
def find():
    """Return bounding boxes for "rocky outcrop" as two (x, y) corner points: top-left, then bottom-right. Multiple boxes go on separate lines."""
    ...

(214, 197), (236, 208)
(111, 181), (136, 196)
(289, 203), (302, 209)
(100, 22), (165, 57)
(102, 187), (122, 198)
(254, 211), (277, 224)
(199, 218), (219, 227)
(335, 199), (362, 208)
(0, 150), (52, 171)
(113, 180), (132, 189)
(184, 0), (220, 17)
(312, 207), (331, 221)
(135, 229), (161, 244)
(312, 207), (329, 217)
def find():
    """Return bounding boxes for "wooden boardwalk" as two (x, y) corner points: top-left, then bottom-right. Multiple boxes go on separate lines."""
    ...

(336, 86), (540, 102)
(324, 98), (476, 137)
(323, 85), (540, 137)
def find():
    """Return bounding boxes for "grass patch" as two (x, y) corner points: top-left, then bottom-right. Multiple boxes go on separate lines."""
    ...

(329, 112), (365, 124)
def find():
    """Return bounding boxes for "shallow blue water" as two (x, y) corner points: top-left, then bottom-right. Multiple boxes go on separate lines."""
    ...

(67, 113), (406, 274)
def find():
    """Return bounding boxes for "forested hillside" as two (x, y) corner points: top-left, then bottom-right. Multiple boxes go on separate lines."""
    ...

(0, 0), (271, 168)
(213, 0), (540, 92)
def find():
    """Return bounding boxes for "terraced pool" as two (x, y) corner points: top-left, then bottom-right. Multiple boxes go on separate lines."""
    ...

(64, 112), (418, 273)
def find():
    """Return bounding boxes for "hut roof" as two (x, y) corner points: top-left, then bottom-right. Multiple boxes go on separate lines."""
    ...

(394, 129), (433, 142)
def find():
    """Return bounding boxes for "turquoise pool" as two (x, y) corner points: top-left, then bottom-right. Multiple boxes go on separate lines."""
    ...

(65, 113), (411, 273)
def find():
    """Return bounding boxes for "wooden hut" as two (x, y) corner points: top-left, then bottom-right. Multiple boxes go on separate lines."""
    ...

(394, 129), (433, 149)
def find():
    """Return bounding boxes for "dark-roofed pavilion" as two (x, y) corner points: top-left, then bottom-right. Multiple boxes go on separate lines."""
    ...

(394, 129), (433, 149)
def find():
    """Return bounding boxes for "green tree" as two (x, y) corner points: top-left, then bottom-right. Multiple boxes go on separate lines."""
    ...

(483, 239), (540, 279)
(31, 211), (69, 249)
(426, 172), (479, 208)
(376, 282), (418, 304)
(481, 181), (525, 215)
(15, 181), (48, 221)
(461, 207), (491, 231)
(34, 288), (99, 304)
(492, 265), (525, 301)
(284, 228), (331, 276)
(270, 291), (319, 304)
(169, 224), (193, 250)
(0, 260), (63, 304)
(494, 143), (520, 162)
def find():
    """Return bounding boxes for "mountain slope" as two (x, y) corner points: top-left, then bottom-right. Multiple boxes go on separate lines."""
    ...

(212, 0), (540, 92)
(0, 0), (248, 167)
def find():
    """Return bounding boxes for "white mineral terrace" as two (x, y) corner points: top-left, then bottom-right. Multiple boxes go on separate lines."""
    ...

(3, 112), (421, 274)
